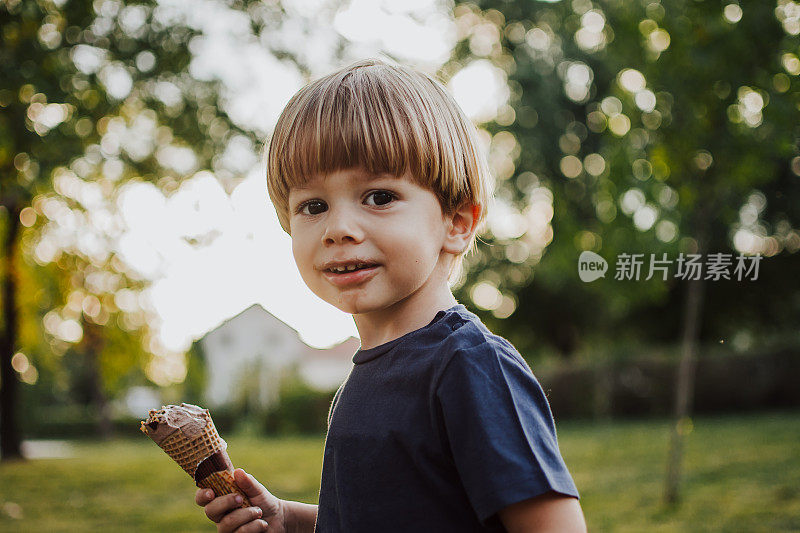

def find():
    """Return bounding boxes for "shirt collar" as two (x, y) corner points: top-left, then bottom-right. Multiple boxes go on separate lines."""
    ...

(352, 304), (464, 364)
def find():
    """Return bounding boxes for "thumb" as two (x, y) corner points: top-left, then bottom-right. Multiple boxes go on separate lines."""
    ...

(232, 468), (280, 514)
(233, 468), (270, 500)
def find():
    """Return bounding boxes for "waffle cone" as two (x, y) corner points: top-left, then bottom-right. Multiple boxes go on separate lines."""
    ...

(158, 415), (226, 478)
(143, 407), (250, 508)
(197, 469), (251, 506)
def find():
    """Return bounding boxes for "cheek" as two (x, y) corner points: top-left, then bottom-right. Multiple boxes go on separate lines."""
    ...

(381, 226), (442, 273)
(291, 236), (314, 273)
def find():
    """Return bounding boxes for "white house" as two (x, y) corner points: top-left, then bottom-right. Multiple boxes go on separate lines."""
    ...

(198, 304), (357, 409)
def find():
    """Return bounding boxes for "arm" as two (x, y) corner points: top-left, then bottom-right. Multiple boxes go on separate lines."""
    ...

(498, 491), (587, 533)
(282, 500), (318, 533)
(196, 468), (318, 533)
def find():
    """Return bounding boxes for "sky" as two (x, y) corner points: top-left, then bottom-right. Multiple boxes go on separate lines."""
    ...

(115, 0), (508, 351)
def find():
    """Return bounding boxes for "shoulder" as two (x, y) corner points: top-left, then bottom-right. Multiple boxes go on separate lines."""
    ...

(439, 305), (529, 368)
(433, 305), (534, 388)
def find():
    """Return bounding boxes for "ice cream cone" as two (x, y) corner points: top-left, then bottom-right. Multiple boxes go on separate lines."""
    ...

(141, 403), (251, 507)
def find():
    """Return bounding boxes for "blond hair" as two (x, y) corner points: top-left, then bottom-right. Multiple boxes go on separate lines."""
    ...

(266, 59), (492, 280)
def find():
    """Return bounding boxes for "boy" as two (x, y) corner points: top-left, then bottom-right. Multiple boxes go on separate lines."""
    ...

(196, 59), (586, 532)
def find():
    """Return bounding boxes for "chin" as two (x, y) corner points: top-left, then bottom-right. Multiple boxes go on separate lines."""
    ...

(328, 294), (386, 316)
(314, 290), (366, 315)
(332, 300), (373, 316)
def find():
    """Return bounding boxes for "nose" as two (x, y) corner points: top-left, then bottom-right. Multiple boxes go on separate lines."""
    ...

(322, 206), (364, 246)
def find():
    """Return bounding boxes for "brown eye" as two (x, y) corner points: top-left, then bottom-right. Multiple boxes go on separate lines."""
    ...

(366, 191), (395, 207)
(301, 200), (327, 215)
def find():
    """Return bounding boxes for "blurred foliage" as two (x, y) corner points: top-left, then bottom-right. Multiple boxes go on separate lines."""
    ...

(263, 371), (337, 436)
(1, 2), (245, 303)
(540, 343), (800, 419)
(1, 0), (236, 446)
(182, 337), (208, 406)
(448, 0), (800, 359)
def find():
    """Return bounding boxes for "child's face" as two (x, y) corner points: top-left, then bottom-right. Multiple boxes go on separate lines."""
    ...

(288, 167), (458, 317)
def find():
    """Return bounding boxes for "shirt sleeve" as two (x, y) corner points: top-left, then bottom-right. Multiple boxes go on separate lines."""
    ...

(434, 339), (580, 525)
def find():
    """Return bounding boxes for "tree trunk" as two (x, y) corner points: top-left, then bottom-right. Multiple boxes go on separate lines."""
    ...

(663, 230), (709, 505)
(83, 320), (113, 440)
(1, 203), (23, 460)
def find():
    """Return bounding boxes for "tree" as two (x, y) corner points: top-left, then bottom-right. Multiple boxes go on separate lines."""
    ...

(0, 0), (259, 459)
(447, 0), (800, 505)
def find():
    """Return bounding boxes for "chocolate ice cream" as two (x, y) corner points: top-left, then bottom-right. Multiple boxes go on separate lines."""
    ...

(140, 403), (211, 446)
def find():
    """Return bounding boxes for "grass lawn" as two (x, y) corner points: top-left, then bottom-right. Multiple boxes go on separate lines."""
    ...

(0, 410), (798, 532)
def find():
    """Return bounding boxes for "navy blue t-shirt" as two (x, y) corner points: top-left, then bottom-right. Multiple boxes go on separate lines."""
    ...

(315, 304), (579, 532)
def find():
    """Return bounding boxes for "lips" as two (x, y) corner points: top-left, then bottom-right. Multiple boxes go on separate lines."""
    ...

(322, 264), (380, 287)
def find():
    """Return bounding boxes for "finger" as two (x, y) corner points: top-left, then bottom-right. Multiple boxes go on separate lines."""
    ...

(205, 493), (245, 523)
(218, 506), (263, 533)
(235, 519), (269, 533)
(196, 488), (215, 507)
(233, 468), (270, 500)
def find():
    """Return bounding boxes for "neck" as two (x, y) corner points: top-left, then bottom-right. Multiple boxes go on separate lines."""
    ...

(353, 279), (457, 350)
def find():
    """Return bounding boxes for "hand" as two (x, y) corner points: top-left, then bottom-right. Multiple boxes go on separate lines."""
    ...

(195, 468), (288, 533)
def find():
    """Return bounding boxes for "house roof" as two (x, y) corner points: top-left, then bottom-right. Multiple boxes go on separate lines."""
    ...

(202, 303), (360, 362)
(208, 303), (300, 336)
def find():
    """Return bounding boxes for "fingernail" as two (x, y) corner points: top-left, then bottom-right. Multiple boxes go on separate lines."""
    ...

(235, 495), (243, 504)
(206, 490), (213, 499)
(254, 507), (262, 516)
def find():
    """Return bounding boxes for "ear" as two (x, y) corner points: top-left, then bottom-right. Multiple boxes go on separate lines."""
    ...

(442, 203), (481, 255)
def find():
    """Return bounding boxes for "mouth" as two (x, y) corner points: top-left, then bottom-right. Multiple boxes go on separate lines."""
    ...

(323, 262), (379, 274)
(321, 262), (380, 287)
